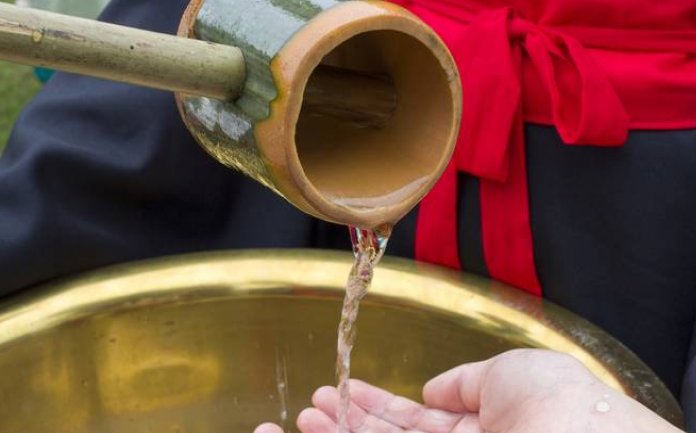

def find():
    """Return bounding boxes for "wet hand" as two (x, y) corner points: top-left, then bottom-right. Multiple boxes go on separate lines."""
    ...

(255, 349), (682, 433)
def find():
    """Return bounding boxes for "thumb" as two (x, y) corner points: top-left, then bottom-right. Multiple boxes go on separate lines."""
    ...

(422, 359), (493, 413)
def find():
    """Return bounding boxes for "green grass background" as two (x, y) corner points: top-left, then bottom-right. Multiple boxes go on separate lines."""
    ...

(0, 0), (42, 152)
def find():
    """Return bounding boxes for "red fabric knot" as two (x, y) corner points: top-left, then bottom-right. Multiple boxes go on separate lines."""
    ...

(413, 4), (632, 295)
(452, 7), (629, 182)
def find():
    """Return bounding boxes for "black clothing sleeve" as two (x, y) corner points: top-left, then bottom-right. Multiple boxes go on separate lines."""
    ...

(0, 0), (323, 295)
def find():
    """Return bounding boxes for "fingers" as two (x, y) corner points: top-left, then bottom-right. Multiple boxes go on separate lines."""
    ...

(254, 423), (284, 433)
(422, 360), (492, 413)
(350, 380), (463, 433)
(296, 408), (337, 433)
(263, 372), (492, 433)
(346, 379), (394, 417)
(311, 382), (465, 433)
(312, 385), (402, 433)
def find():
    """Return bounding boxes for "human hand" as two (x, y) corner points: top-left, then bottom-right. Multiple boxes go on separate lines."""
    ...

(255, 349), (682, 433)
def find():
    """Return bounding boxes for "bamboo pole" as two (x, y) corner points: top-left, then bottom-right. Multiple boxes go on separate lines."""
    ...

(0, 3), (396, 125)
(0, 2), (245, 99)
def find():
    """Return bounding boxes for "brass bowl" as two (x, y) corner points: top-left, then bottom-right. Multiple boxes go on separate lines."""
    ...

(0, 250), (682, 432)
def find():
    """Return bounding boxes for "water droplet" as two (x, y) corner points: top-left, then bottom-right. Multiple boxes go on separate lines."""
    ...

(31, 29), (44, 43)
(81, 379), (89, 388)
(595, 400), (611, 413)
(308, 333), (314, 343)
(233, 396), (239, 405)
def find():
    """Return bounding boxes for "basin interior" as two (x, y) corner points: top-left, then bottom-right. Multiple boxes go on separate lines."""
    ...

(0, 293), (529, 433)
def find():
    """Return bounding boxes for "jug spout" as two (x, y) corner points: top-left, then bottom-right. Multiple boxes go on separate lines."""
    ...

(177, 0), (462, 228)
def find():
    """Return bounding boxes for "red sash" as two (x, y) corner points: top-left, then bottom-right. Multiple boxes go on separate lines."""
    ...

(390, 0), (696, 295)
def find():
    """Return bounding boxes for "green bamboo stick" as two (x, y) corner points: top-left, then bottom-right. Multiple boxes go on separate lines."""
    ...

(0, 2), (397, 125)
(0, 2), (246, 99)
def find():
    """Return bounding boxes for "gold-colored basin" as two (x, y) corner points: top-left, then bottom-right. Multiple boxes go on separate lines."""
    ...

(0, 250), (682, 432)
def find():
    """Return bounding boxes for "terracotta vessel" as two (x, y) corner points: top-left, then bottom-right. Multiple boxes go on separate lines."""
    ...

(0, 0), (461, 227)
(176, 0), (461, 228)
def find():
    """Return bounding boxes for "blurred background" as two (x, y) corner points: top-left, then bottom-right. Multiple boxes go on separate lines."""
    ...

(0, 0), (110, 152)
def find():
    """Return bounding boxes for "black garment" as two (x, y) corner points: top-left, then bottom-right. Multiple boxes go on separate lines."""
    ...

(458, 128), (696, 400)
(1, 0), (695, 429)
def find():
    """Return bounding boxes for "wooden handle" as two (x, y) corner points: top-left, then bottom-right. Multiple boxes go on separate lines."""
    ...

(0, 3), (396, 126)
